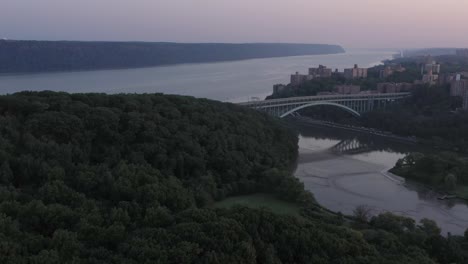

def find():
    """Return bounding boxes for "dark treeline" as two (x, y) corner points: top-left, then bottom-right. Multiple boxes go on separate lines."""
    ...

(360, 85), (467, 151)
(391, 152), (468, 195)
(359, 84), (468, 197)
(0, 92), (467, 263)
(0, 40), (344, 73)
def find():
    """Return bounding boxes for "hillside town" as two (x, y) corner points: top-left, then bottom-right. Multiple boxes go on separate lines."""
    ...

(272, 49), (468, 109)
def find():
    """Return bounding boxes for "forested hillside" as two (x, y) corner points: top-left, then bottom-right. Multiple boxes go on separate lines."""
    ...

(0, 40), (344, 73)
(360, 85), (466, 151)
(0, 92), (467, 263)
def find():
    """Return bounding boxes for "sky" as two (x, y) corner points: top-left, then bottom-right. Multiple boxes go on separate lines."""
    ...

(1, 0), (468, 49)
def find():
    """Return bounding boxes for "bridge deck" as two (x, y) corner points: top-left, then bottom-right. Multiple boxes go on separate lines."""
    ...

(238, 92), (411, 108)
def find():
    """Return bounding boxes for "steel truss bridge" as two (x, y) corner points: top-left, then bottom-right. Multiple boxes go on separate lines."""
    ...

(330, 139), (371, 155)
(238, 93), (411, 118)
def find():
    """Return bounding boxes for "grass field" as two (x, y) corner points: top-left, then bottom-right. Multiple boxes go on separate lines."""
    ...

(213, 193), (302, 217)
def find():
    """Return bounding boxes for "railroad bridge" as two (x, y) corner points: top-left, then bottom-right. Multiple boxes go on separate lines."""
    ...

(238, 93), (411, 118)
(330, 139), (371, 155)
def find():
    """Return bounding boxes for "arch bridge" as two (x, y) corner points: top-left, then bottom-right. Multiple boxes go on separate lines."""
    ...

(238, 93), (411, 118)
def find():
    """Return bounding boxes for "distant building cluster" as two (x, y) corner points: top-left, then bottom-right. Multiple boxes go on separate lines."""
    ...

(456, 49), (468, 57)
(377, 83), (413, 93)
(273, 49), (468, 113)
(309, 65), (333, 78)
(450, 75), (468, 110)
(334, 85), (360, 94)
(379, 64), (406, 79)
(272, 62), (421, 96)
(287, 64), (368, 88)
(414, 56), (441, 85)
(344, 64), (368, 79)
(438, 73), (460, 86)
(290, 72), (314, 86)
(271, 52), (468, 112)
(273, 84), (286, 94)
(289, 65), (335, 86)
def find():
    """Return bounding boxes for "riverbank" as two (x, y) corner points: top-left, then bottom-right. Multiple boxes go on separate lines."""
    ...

(390, 151), (468, 202)
(288, 117), (468, 202)
(295, 117), (468, 200)
(291, 122), (468, 235)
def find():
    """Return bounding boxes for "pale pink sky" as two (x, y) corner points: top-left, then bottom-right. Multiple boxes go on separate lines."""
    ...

(1, 0), (467, 48)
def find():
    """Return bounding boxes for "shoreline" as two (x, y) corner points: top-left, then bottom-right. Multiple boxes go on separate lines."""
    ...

(290, 117), (468, 203)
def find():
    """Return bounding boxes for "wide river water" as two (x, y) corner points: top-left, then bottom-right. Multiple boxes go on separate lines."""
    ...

(293, 123), (468, 235)
(0, 49), (393, 102)
(1, 49), (466, 234)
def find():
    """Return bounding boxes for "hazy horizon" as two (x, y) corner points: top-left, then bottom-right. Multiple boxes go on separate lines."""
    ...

(2, 0), (468, 49)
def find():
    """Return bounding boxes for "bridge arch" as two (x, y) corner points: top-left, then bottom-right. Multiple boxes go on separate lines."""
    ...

(279, 101), (361, 118)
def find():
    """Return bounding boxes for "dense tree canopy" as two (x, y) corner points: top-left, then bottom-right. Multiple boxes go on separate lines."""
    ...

(0, 92), (467, 263)
(360, 85), (467, 151)
(392, 152), (468, 187)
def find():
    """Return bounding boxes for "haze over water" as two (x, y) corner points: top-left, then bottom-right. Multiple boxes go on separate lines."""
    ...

(0, 49), (393, 102)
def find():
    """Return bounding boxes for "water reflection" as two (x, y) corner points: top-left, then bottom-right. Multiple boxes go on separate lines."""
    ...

(290, 122), (468, 235)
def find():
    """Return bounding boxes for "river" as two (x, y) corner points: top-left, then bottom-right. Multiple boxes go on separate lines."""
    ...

(0, 49), (393, 102)
(292, 122), (468, 235)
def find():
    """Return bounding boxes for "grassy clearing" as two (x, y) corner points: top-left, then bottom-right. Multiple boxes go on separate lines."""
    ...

(213, 193), (302, 217)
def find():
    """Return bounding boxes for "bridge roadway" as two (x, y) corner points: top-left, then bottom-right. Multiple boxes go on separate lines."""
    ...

(238, 92), (411, 118)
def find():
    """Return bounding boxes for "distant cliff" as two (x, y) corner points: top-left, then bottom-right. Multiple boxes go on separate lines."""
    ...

(0, 40), (345, 73)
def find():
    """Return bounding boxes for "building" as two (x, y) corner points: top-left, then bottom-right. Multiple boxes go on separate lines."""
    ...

(421, 56), (441, 75)
(377, 83), (413, 93)
(334, 68), (343, 77)
(419, 69), (439, 85)
(273, 84), (286, 94)
(424, 63), (441, 74)
(420, 71), (439, 85)
(450, 75), (468, 109)
(380, 66), (393, 79)
(309, 65), (332, 78)
(334, 85), (360, 94)
(379, 64), (406, 79)
(394, 64), (406, 73)
(290, 72), (313, 86)
(460, 72), (468, 78)
(438, 73), (456, 85)
(456, 49), (468, 57)
(416, 56), (440, 85)
(344, 64), (368, 79)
